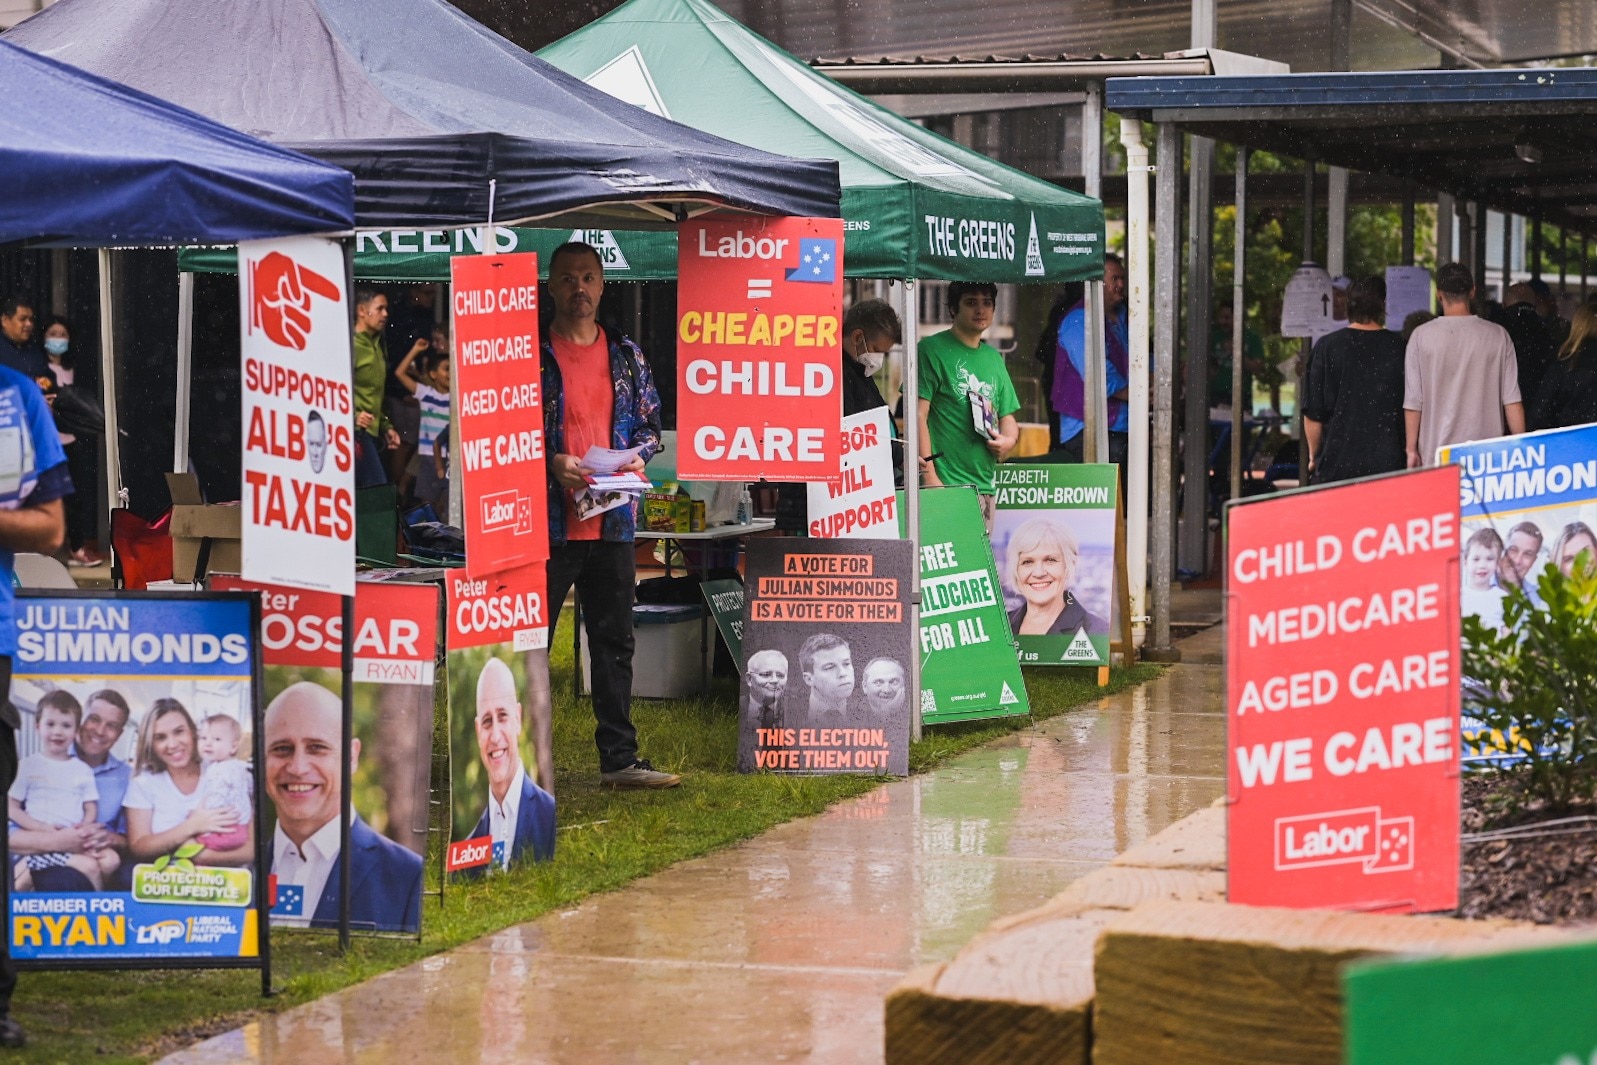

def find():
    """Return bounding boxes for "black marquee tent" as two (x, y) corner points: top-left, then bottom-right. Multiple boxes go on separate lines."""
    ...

(3, 0), (841, 228)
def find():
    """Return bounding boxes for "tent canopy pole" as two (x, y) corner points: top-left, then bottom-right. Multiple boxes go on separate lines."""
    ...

(1120, 118), (1150, 646)
(900, 277), (922, 742)
(98, 249), (123, 514)
(174, 271), (194, 473)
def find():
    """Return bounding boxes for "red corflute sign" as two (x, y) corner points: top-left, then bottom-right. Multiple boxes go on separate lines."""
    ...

(450, 252), (547, 577)
(676, 217), (844, 482)
(239, 236), (355, 595)
(446, 564), (547, 653)
(1226, 466), (1462, 913)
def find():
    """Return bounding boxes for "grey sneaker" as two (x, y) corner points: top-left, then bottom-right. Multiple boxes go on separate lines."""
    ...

(601, 759), (681, 790)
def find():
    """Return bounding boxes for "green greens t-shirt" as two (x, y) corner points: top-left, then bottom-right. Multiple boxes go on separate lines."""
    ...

(917, 329), (1020, 495)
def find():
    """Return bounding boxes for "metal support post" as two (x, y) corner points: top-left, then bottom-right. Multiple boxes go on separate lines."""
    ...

(97, 249), (123, 513)
(1401, 181), (1416, 266)
(1082, 83), (1107, 462)
(1560, 227), (1568, 298)
(174, 272), (194, 473)
(1532, 216), (1544, 280)
(1473, 203), (1488, 296)
(1231, 149), (1248, 504)
(900, 277), (922, 741)
(1327, 167), (1349, 277)
(1151, 123), (1179, 654)
(1180, 135), (1213, 576)
(1437, 193), (1455, 263)
(1121, 119), (1151, 647)
(1503, 210), (1514, 289)
(1297, 160), (1315, 476)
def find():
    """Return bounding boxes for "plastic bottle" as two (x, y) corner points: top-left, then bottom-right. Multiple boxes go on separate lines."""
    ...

(736, 484), (752, 525)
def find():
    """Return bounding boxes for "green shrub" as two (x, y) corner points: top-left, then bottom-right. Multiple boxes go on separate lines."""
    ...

(1461, 552), (1597, 812)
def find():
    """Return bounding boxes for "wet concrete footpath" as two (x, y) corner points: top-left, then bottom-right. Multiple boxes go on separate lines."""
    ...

(162, 665), (1225, 1065)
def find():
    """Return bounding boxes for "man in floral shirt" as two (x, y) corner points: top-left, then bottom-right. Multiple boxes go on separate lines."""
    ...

(541, 242), (678, 789)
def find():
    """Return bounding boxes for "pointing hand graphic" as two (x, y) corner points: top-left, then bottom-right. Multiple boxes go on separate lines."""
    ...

(250, 251), (342, 350)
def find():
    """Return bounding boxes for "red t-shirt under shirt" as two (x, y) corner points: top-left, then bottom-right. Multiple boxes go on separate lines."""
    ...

(550, 328), (614, 541)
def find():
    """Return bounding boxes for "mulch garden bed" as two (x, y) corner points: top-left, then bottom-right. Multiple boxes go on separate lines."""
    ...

(1459, 774), (1597, 925)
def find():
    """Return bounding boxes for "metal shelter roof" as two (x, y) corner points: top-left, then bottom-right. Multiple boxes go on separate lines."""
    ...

(1107, 67), (1597, 233)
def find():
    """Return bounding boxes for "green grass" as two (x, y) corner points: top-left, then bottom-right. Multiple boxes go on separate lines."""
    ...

(10, 640), (1161, 1064)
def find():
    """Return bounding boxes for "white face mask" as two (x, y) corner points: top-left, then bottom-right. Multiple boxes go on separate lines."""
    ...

(859, 349), (886, 377)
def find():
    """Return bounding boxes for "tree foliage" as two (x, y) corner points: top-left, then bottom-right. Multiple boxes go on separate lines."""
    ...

(1462, 554), (1597, 813)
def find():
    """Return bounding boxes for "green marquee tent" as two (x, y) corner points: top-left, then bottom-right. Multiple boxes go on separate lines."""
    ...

(182, 0), (1103, 283)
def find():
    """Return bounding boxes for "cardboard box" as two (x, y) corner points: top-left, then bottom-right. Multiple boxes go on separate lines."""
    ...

(166, 472), (243, 582)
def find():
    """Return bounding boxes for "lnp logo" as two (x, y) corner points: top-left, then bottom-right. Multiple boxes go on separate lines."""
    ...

(1024, 213), (1045, 276)
(786, 238), (837, 284)
(246, 250), (341, 351)
(1274, 807), (1414, 874)
(136, 919), (187, 946)
(480, 490), (535, 535)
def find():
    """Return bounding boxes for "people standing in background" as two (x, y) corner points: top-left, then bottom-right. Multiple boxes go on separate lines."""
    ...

(1207, 301), (1268, 413)
(38, 317), (100, 566)
(0, 318), (71, 1047)
(1404, 263), (1524, 466)
(0, 298), (47, 383)
(394, 343), (452, 520)
(918, 281), (1020, 530)
(1495, 284), (1556, 408)
(384, 288), (440, 495)
(1527, 278), (1571, 354)
(775, 298), (901, 535)
(541, 242), (678, 790)
(351, 289), (406, 489)
(1302, 277), (1407, 484)
(1052, 255), (1128, 464)
(1529, 300), (1597, 431)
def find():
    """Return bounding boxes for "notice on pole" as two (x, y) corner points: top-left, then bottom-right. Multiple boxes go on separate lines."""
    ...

(450, 252), (547, 578)
(1226, 467), (1461, 912)
(1280, 262), (1334, 339)
(238, 235), (355, 596)
(445, 564), (555, 876)
(1384, 265), (1434, 331)
(807, 408), (896, 538)
(8, 593), (264, 965)
(901, 486), (1030, 724)
(212, 577), (434, 933)
(676, 217), (845, 482)
(993, 464), (1117, 666)
(738, 538), (913, 776)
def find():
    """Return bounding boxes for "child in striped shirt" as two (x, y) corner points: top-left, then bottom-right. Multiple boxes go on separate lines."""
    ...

(396, 343), (452, 520)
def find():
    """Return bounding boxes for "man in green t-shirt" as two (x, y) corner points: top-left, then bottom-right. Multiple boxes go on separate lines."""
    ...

(917, 282), (1020, 529)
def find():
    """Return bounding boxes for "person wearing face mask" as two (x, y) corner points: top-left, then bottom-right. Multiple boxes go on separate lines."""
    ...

(837, 298), (899, 416)
(39, 318), (100, 566)
(775, 299), (902, 534)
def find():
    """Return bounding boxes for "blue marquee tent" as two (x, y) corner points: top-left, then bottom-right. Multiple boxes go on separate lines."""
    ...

(3, 0), (840, 229)
(0, 39), (354, 247)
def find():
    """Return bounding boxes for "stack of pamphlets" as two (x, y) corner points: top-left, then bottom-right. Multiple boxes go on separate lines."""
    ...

(573, 444), (651, 519)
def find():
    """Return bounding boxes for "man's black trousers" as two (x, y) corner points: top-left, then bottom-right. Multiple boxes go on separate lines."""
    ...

(546, 541), (639, 773)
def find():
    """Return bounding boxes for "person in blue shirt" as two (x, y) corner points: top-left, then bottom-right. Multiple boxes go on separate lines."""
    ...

(0, 298), (49, 385)
(1050, 255), (1130, 466)
(0, 354), (71, 1049)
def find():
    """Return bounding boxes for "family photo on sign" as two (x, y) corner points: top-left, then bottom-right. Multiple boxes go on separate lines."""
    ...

(8, 681), (254, 894)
